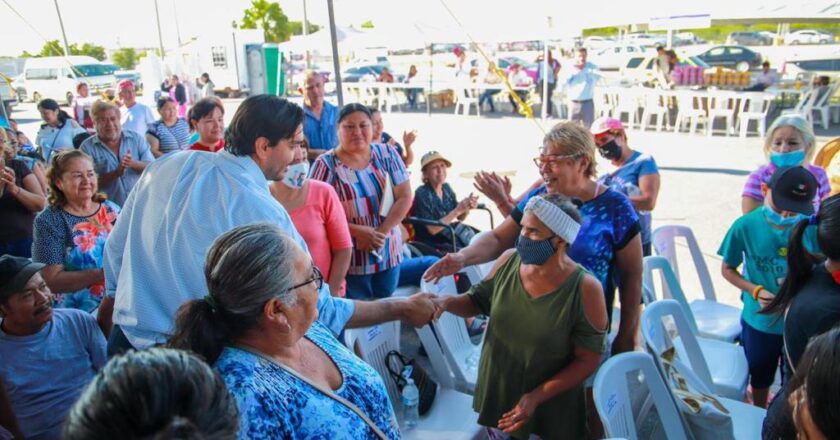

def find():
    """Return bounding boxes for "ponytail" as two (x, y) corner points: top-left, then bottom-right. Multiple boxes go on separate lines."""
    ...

(168, 299), (230, 364)
(762, 218), (817, 315)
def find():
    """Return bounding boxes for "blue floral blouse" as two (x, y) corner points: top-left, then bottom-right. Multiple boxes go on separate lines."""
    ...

(215, 321), (401, 439)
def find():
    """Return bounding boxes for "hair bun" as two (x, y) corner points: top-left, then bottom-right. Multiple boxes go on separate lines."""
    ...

(158, 416), (199, 439)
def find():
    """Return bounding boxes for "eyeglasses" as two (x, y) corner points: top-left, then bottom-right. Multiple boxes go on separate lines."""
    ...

(285, 265), (324, 293)
(532, 153), (580, 168)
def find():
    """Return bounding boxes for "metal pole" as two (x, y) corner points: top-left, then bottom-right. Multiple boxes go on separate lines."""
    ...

(232, 25), (241, 92)
(541, 17), (551, 120)
(153, 0), (166, 58)
(302, 0), (310, 69)
(327, 0), (343, 107)
(52, 0), (71, 57)
(172, 0), (183, 47)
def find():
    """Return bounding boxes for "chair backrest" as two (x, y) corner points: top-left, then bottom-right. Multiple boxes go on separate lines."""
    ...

(420, 274), (458, 296)
(640, 300), (714, 392)
(709, 92), (735, 111)
(593, 351), (689, 440)
(415, 324), (455, 388)
(651, 225), (716, 302)
(346, 321), (402, 405)
(642, 256), (699, 334)
(739, 92), (771, 115)
(794, 89), (818, 112)
(422, 276), (476, 384)
(814, 82), (839, 108)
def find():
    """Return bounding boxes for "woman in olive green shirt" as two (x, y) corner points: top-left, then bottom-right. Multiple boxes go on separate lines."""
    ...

(433, 194), (608, 440)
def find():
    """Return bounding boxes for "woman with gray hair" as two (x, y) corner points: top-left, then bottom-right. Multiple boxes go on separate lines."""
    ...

(432, 194), (607, 440)
(742, 114), (830, 214)
(168, 222), (399, 440)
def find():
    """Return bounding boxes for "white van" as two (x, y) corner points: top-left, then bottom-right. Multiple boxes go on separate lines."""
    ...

(21, 56), (116, 105)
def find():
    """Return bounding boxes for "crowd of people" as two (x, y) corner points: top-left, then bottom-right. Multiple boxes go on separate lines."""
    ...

(0, 65), (838, 440)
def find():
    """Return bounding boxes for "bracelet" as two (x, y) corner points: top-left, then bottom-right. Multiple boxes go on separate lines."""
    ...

(752, 285), (764, 300)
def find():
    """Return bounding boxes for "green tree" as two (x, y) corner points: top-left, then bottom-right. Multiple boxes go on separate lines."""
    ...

(240, 0), (292, 43)
(360, 20), (374, 29)
(289, 20), (320, 36)
(23, 40), (107, 60)
(112, 48), (137, 70)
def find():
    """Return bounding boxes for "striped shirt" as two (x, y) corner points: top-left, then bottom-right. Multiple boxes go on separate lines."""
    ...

(147, 119), (191, 154)
(310, 144), (409, 275)
(742, 163), (830, 210)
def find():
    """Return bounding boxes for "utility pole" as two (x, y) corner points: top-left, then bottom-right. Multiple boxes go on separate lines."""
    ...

(327, 0), (343, 106)
(52, 0), (71, 57)
(153, 0), (166, 58)
(302, 0), (310, 68)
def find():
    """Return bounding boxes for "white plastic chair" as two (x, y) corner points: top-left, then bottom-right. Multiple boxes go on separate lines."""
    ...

(811, 82), (838, 130)
(453, 85), (481, 116)
(673, 91), (708, 135)
(378, 83), (400, 114)
(707, 92), (739, 136)
(346, 321), (482, 439)
(596, 87), (615, 118)
(737, 92), (772, 138)
(641, 300), (748, 401)
(643, 256), (741, 343)
(421, 276), (480, 394)
(781, 89), (819, 127)
(613, 88), (641, 129)
(414, 324), (456, 389)
(594, 351), (689, 440)
(640, 89), (669, 132)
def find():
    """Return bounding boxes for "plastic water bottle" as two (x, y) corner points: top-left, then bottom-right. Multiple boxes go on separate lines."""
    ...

(401, 376), (420, 429)
(623, 183), (649, 215)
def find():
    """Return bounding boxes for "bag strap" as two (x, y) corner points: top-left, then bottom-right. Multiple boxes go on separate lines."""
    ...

(235, 345), (390, 440)
(385, 350), (409, 388)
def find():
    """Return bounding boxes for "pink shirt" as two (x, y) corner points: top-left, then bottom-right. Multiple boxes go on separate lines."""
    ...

(288, 180), (353, 296)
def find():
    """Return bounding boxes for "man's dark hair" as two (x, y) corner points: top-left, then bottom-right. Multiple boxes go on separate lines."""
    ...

(224, 95), (304, 156)
(656, 45), (665, 52)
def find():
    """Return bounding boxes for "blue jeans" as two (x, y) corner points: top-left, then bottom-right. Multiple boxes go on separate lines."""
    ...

(479, 89), (501, 111)
(404, 88), (421, 109)
(741, 318), (785, 388)
(0, 237), (33, 258)
(107, 324), (136, 358)
(398, 255), (440, 287)
(346, 266), (401, 300)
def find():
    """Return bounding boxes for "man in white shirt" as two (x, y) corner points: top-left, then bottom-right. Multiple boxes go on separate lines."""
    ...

(746, 61), (778, 91)
(507, 64), (532, 115)
(100, 95), (437, 354)
(562, 48), (602, 128)
(118, 80), (156, 137)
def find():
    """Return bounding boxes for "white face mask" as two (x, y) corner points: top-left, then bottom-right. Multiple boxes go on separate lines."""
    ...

(282, 161), (310, 189)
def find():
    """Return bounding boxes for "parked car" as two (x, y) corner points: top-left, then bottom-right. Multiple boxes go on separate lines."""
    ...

(620, 53), (710, 85)
(341, 64), (403, 83)
(727, 31), (772, 46)
(624, 33), (667, 48)
(696, 45), (763, 72)
(582, 36), (615, 50)
(590, 44), (648, 70)
(785, 30), (833, 45)
(471, 57), (538, 82)
(20, 56), (117, 105)
(783, 56), (840, 80)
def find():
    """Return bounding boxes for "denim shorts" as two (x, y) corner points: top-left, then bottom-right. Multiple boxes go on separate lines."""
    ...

(741, 319), (784, 388)
(345, 266), (401, 300)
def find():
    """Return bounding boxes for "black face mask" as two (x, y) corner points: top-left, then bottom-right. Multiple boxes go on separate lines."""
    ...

(598, 139), (623, 160)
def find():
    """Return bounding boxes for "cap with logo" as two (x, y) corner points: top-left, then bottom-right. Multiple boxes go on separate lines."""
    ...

(767, 166), (818, 215)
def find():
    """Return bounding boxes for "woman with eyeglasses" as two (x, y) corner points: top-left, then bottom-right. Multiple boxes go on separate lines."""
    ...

(169, 223), (399, 440)
(425, 121), (642, 437)
(310, 103), (412, 300)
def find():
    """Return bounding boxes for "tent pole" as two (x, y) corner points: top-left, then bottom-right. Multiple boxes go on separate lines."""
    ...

(327, 0), (343, 106)
(428, 43), (433, 116)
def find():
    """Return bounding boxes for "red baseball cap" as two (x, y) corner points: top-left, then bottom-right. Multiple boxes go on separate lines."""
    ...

(590, 117), (625, 135)
(118, 79), (135, 90)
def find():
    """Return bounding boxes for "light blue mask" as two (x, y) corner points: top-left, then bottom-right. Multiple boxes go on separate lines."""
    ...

(770, 150), (806, 167)
(762, 205), (807, 227)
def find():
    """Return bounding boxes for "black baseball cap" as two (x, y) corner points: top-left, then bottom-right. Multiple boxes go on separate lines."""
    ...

(767, 166), (818, 215)
(0, 255), (46, 302)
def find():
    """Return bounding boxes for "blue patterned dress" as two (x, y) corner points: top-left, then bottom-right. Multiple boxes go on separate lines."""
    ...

(215, 321), (401, 439)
